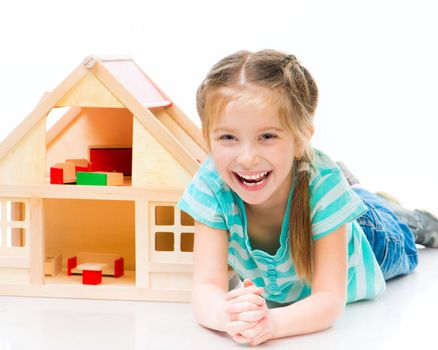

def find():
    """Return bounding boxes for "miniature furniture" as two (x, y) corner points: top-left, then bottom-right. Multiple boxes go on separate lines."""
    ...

(44, 254), (62, 276)
(67, 252), (124, 278)
(75, 263), (108, 285)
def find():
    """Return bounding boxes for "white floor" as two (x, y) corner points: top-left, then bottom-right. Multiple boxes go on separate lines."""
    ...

(1, 247), (437, 350)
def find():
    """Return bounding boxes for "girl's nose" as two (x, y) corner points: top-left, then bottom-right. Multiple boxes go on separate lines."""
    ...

(236, 144), (259, 167)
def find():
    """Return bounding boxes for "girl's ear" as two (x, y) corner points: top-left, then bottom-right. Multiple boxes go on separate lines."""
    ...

(294, 125), (314, 159)
(300, 124), (315, 153)
(309, 124), (315, 138)
(201, 127), (207, 140)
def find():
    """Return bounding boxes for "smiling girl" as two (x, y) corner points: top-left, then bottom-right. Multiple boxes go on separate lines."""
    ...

(177, 50), (423, 346)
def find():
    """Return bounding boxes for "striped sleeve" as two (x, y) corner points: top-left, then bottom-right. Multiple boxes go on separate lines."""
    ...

(310, 170), (368, 241)
(177, 172), (227, 230)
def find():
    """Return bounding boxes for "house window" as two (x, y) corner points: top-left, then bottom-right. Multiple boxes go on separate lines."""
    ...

(155, 232), (174, 251)
(180, 211), (194, 226)
(7, 228), (26, 247)
(8, 202), (26, 221)
(155, 206), (174, 225)
(180, 232), (194, 252)
(0, 199), (28, 250)
(151, 204), (195, 257)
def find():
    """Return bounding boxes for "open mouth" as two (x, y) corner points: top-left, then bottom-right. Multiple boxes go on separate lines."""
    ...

(233, 171), (272, 187)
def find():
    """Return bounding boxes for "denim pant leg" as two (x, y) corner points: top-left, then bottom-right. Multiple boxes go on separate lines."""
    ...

(352, 187), (419, 280)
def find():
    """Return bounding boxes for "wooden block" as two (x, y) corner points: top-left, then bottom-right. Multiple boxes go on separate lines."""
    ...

(104, 172), (123, 186)
(53, 162), (76, 183)
(76, 172), (107, 186)
(66, 159), (89, 168)
(66, 159), (90, 174)
(89, 147), (132, 175)
(50, 167), (63, 184)
(75, 165), (89, 173)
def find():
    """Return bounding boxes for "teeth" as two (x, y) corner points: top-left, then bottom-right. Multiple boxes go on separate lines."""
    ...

(238, 171), (268, 180)
(243, 178), (266, 187)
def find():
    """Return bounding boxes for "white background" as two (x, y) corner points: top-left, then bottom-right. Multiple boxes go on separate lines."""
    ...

(0, 0), (437, 213)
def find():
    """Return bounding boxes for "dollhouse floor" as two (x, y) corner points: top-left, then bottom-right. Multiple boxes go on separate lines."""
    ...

(44, 269), (136, 287)
(0, 246), (437, 350)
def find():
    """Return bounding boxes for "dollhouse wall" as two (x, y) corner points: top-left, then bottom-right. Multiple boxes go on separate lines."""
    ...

(0, 119), (46, 185)
(132, 117), (192, 187)
(46, 107), (133, 177)
(44, 199), (135, 269)
(54, 72), (125, 108)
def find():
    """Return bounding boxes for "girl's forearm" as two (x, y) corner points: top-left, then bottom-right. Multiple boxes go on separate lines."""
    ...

(191, 283), (228, 331)
(270, 291), (346, 339)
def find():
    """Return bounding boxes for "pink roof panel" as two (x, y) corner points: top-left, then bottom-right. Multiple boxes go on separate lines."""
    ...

(102, 60), (171, 108)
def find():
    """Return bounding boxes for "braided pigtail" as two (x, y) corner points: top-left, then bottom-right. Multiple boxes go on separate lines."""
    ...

(289, 159), (313, 285)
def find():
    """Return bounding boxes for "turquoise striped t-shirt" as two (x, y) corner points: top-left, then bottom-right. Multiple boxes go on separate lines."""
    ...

(177, 148), (386, 305)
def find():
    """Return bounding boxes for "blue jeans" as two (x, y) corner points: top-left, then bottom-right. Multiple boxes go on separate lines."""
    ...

(352, 187), (419, 281)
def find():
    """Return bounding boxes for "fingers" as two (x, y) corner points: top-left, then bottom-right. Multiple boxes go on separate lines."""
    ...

(235, 309), (268, 322)
(226, 293), (266, 311)
(226, 301), (265, 315)
(225, 320), (258, 336)
(232, 328), (272, 346)
(227, 303), (267, 324)
(249, 331), (273, 346)
(240, 316), (269, 339)
(243, 279), (255, 288)
(225, 286), (264, 301)
(232, 333), (251, 344)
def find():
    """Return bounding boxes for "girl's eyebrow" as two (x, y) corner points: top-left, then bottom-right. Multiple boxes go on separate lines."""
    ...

(258, 127), (284, 133)
(212, 126), (284, 133)
(211, 127), (234, 133)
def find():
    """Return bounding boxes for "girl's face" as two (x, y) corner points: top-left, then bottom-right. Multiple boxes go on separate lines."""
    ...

(209, 88), (302, 209)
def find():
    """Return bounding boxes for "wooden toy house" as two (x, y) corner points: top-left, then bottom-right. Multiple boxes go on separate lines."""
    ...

(0, 56), (208, 302)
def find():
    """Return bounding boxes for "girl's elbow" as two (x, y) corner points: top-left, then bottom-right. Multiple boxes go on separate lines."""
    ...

(328, 294), (347, 325)
(320, 292), (346, 329)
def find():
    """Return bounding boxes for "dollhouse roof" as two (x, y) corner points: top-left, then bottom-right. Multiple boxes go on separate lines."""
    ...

(0, 56), (207, 176)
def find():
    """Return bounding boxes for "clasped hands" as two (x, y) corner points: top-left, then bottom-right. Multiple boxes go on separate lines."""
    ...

(224, 279), (274, 346)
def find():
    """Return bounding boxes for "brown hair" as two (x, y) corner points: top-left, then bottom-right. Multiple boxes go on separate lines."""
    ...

(196, 49), (318, 284)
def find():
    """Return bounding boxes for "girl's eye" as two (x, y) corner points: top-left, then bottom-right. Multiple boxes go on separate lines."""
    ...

(218, 134), (236, 141)
(259, 133), (278, 141)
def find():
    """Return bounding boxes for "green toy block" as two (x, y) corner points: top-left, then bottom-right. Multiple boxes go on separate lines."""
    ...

(76, 172), (107, 186)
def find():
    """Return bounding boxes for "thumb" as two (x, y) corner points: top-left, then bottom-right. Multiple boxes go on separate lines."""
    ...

(243, 279), (255, 288)
(243, 279), (263, 295)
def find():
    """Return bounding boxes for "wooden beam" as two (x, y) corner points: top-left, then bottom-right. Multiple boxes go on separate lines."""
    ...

(29, 198), (44, 284)
(0, 184), (184, 201)
(0, 64), (88, 161)
(152, 108), (207, 163)
(83, 55), (133, 69)
(0, 257), (30, 268)
(164, 103), (209, 153)
(148, 262), (193, 273)
(135, 200), (149, 288)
